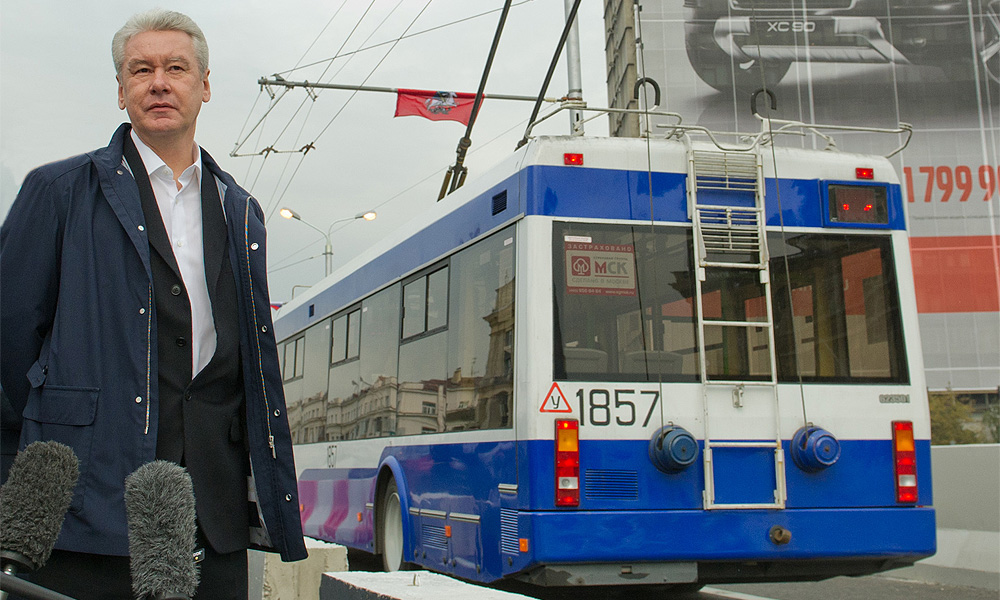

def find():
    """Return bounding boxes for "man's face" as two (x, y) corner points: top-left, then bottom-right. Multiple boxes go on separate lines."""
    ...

(117, 29), (210, 144)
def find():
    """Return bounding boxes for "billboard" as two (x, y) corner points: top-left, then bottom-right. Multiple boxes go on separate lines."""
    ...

(604, 0), (999, 392)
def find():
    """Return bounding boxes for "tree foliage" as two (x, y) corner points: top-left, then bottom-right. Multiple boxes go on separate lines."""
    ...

(927, 391), (982, 445)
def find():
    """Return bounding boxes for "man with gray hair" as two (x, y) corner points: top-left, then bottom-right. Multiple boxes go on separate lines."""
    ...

(0, 8), (306, 598)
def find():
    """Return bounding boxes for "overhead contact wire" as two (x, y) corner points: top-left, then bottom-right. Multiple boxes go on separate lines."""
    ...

(273, 1), (535, 78)
(311, 0), (433, 143)
(262, 0), (406, 222)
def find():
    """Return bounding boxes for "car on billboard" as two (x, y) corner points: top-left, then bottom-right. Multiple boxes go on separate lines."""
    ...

(684, 0), (1000, 91)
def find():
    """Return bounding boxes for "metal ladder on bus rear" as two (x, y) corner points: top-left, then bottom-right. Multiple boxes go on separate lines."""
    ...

(686, 145), (787, 510)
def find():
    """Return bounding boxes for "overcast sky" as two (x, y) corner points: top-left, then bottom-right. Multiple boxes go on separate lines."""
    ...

(0, 0), (609, 302)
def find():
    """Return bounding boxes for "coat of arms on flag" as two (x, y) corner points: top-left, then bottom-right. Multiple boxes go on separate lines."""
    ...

(394, 89), (479, 125)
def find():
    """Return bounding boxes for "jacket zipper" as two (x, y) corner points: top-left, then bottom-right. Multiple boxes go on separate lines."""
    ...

(145, 284), (152, 435)
(243, 196), (276, 459)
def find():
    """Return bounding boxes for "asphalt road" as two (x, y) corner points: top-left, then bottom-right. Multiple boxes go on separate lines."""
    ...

(705, 577), (998, 600)
(346, 552), (996, 600)
(497, 576), (997, 600)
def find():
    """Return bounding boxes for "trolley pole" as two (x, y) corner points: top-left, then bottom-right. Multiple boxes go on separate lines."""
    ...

(440, 0), (515, 199)
(563, 0), (585, 135)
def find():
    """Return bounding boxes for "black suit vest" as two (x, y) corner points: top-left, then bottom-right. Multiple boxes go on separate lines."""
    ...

(124, 135), (250, 553)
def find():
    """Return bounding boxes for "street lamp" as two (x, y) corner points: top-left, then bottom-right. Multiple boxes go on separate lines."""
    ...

(280, 208), (377, 277)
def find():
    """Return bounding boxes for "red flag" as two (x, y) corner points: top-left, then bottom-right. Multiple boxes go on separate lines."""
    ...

(394, 89), (479, 125)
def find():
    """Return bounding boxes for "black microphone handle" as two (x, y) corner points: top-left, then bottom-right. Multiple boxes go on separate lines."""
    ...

(1, 557), (23, 600)
(0, 573), (78, 600)
(0, 551), (33, 575)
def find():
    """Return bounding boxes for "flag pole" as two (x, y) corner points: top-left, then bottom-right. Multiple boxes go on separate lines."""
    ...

(439, 0), (515, 200)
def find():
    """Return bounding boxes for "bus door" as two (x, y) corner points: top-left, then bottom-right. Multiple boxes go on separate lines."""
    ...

(688, 147), (786, 510)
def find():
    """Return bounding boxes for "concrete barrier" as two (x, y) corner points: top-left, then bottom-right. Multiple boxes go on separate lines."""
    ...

(318, 571), (533, 600)
(252, 537), (349, 600)
(884, 444), (1000, 591)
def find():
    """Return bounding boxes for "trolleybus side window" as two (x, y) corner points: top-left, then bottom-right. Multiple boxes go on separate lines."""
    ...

(281, 340), (293, 381)
(282, 335), (306, 382)
(283, 321), (330, 444)
(284, 227), (516, 442)
(331, 306), (361, 365)
(402, 265), (449, 340)
(359, 284), (401, 390)
(396, 229), (515, 434)
(445, 229), (515, 430)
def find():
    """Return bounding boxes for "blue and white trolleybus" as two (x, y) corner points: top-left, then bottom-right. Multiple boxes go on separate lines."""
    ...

(274, 110), (934, 591)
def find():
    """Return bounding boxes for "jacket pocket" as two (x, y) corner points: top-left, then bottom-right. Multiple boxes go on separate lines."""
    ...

(21, 386), (99, 514)
(23, 386), (99, 425)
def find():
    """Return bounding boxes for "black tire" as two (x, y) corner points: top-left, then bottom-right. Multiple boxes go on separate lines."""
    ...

(377, 478), (405, 572)
(685, 23), (791, 93)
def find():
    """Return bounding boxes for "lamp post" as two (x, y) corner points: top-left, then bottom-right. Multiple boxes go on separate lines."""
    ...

(279, 208), (377, 277)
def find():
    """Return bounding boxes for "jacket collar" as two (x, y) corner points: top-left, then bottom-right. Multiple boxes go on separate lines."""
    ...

(90, 123), (246, 199)
(87, 124), (253, 269)
(89, 122), (132, 172)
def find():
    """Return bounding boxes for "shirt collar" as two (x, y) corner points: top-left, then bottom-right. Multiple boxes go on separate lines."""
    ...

(129, 129), (202, 184)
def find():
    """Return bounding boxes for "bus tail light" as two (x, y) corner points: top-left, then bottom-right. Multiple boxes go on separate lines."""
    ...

(555, 420), (579, 507)
(892, 421), (918, 503)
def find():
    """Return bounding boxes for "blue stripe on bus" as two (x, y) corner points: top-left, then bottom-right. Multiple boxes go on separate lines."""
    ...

(520, 438), (933, 510)
(275, 164), (904, 339)
(297, 437), (932, 582)
(521, 506), (935, 564)
(521, 165), (905, 230)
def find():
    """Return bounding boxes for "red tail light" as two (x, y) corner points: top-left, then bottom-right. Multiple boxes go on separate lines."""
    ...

(856, 167), (874, 180)
(892, 421), (918, 503)
(564, 153), (584, 166)
(555, 420), (579, 507)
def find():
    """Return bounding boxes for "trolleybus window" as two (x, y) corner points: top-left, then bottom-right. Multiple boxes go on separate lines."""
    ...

(553, 222), (699, 382)
(331, 307), (361, 364)
(284, 226), (515, 443)
(281, 335), (305, 382)
(770, 233), (907, 383)
(397, 228), (515, 433)
(402, 266), (449, 339)
(445, 229), (515, 430)
(553, 222), (906, 384)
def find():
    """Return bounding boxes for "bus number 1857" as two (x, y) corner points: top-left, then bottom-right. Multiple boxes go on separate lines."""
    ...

(575, 388), (660, 427)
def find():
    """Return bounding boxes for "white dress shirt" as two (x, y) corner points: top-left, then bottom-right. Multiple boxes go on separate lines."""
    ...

(131, 130), (216, 377)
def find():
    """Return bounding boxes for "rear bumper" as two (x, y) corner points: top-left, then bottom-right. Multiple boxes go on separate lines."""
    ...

(715, 16), (910, 64)
(516, 506), (935, 567)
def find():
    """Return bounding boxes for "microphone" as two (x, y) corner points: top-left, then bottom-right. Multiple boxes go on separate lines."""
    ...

(124, 461), (199, 600)
(0, 441), (79, 580)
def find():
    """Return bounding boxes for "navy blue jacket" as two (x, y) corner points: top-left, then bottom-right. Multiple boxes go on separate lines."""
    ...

(0, 124), (307, 561)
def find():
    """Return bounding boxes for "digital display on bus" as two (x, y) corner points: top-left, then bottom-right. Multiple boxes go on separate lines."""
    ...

(827, 184), (888, 225)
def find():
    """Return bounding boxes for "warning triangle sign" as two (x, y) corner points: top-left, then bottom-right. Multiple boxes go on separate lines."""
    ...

(539, 382), (572, 413)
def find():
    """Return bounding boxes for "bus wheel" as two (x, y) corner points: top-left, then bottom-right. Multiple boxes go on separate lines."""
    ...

(379, 478), (405, 572)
